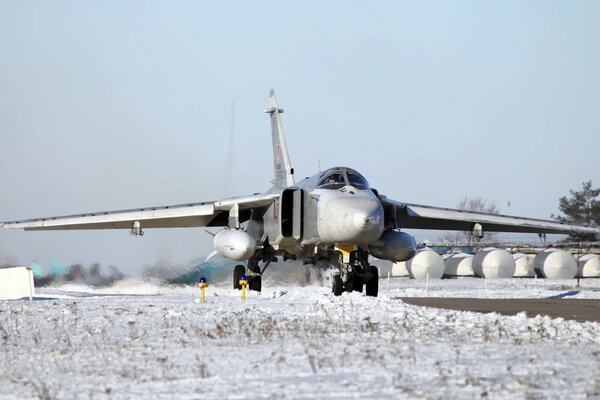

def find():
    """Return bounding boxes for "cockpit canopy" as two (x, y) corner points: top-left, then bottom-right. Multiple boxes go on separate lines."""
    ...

(316, 168), (370, 190)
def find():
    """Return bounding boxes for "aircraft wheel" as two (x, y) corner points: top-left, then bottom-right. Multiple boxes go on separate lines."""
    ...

(249, 275), (262, 292)
(345, 275), (353, 292)
(352, 277), (364, 293)
(233, 265), (245, 290)
(332, 274), (343, 296)
(365, 265), (379, 297)
(346, 274), (363, 293)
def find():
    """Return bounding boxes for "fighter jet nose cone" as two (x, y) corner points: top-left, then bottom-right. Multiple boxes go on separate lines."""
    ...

(353, 212), (376, 231)
(318, 195), (384, 244)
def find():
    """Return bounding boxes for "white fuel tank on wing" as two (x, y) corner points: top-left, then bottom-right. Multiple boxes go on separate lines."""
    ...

(369, 230), (416, 262)
(577, 254), (600, 278)
(513, 253), (535, 277)
(533, 248), (577, 279)
(444, 253), (475, 276)
(212, 229), (256, 261)
(472, 248), (515, 279)
(405, 248), (444, 280)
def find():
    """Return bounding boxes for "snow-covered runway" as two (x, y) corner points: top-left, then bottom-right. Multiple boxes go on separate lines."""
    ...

(1, 278), (599, 399)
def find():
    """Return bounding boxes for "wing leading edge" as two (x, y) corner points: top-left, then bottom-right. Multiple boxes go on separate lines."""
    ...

(2, 193), (279, 231)
(380, 197), (599, 235)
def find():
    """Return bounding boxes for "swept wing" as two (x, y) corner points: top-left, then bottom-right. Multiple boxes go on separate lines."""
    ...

(1, 193), (278, 231)
(380, 197), (598, 235)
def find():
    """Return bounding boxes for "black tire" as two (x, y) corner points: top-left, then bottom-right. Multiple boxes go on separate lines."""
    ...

(347, 265), (364, 293)
(233, 265), (245, 290)
(332, 274), (343, 296)
(345, 274), (354, 293)
(346, 274), (363, 293)
(365, 265), (379, 297)
(249, 275), (262, 292)
(352, 277), (364, 293)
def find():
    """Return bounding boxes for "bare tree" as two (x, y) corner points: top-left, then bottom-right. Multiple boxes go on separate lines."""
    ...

(440, 196), (499, 244)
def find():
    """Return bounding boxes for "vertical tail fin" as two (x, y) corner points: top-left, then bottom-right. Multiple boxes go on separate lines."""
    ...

(265, 90), (294, 188)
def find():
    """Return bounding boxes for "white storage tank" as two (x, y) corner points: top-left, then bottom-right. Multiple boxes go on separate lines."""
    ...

(406, 249), (444, 280)
(533, 248), (577, 279)
(391, 261), (409, 277)
(444, 253), (475, 276)
(577, 254), (600, 278)
(513, 253), (535, 277)
(472, 247), (515, 279)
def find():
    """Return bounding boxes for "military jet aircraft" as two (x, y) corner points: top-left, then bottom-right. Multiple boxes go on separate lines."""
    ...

(2, 91), (597, 296)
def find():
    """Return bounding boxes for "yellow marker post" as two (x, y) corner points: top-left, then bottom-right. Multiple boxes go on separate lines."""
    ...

(198, 277), (208, 303)
(239, 275), (248, 301)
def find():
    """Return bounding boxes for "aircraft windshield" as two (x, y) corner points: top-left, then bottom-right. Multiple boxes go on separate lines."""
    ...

(316, 169), (370, 190)
(347, 172), (369, 190)
(316, 172), (346, 190)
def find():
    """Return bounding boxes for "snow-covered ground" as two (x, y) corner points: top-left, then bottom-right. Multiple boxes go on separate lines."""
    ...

(1, 276), (600, 399)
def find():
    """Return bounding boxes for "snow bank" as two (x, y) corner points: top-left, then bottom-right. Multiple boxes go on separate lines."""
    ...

(1, 279), (599, 399)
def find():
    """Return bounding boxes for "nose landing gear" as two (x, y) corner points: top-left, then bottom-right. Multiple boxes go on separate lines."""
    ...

(331, 248), (379, 297)
(365, 264), (379, 297)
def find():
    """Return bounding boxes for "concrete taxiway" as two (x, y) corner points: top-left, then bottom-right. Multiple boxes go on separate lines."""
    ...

(400, 297), (600, 323)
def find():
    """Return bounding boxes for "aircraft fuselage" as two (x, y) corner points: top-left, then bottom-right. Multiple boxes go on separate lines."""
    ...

(259, 167), (386, 256)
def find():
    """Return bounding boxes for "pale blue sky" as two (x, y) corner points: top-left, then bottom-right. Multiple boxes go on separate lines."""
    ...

(1, 1), (599, 273)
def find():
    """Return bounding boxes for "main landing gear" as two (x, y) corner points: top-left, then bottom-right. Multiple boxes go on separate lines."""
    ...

(332, 248), (378, 297)
(233, 248), (277, 292)
(233, 263), (262, 292)
(230, 246), (379, 298)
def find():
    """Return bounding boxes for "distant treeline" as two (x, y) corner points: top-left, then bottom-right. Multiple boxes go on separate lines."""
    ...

(31, 262), (125, 287)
